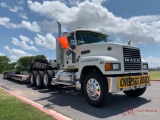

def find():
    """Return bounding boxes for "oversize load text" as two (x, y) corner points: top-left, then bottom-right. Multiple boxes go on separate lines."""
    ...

(118, 75), (150, 88)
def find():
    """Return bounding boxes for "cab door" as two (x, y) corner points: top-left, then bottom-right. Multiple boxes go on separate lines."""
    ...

(63, 33), (78, 69)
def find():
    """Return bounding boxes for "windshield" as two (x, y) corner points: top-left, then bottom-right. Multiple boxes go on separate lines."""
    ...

(76, 31), (108, 45)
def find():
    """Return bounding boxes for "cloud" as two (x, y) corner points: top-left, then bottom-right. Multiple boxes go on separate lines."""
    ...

(0, 2), (27, 20)
(18, 13), (28, 20)
(30, 41), (33, 45)
(12, 38), (19, 45)
(12, 35), (38, 51)
(4, 46), (32, 61)
(27, 1), (69, 20)
(143, 57), (160, 68)
(89, 0), (107, 5)
(0, 52), (5, 56)
(19, 35), (30, 42)
(0, 17), (10, 26)
(40, 20), (67, 33)
(61, 0), (107, 6)
(18, 0), (25, 5)
(0, 17), (19, 29)
(21, 21), (41, 32)
(0, 2), (23, 12)
(35, 33), (56, 50)
(28, 0), (160, 45)
(68, 0), (81, 6)
(0, 17), (40, 32)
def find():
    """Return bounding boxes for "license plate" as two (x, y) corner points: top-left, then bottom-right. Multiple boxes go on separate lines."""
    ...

(117, 75), (150, 89)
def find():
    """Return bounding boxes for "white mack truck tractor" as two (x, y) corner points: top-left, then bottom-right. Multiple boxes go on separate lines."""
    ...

(29, 21), (150, 107)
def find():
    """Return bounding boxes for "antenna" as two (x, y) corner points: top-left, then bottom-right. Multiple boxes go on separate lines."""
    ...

(128, 41), (131, 45)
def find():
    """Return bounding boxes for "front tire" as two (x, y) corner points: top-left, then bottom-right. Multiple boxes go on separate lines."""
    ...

(123, 87), (146, 97)
(83, 71), (111, 107)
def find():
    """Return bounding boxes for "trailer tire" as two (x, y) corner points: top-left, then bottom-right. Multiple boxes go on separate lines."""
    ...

(30, 71), (36, 87)
(123, 87), (146, 97)
(35, 71), (44, 88)
(83, 71), (111, 107)
(43, 70), (54, 88)
(3, 74), (7, 79)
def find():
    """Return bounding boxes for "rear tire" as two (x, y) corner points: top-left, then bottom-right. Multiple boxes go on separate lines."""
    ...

(83, 71), (111, 107)
(30, 71), (36, 87)
(3, 74), (7, 79)
(43, 70), (54, 88)
(123, 87), (146, 97)
(35, 71), (44, 88)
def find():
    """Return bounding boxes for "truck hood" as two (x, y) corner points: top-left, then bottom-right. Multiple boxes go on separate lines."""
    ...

(78, 42), (143, 73)
(78, 42), (140, 60)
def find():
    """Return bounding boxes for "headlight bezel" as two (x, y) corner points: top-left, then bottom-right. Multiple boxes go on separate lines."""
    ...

(143, 63), (148, 70)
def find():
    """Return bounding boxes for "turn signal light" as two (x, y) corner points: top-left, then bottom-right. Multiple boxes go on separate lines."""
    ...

(105, 63), (111, 71)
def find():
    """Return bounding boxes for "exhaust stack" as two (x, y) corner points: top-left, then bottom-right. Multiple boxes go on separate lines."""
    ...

(57, 21), (63, 66)
(57, 21), (61, 37)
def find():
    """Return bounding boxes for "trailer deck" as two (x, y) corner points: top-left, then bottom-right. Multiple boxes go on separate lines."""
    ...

(3, 71), (29, 82)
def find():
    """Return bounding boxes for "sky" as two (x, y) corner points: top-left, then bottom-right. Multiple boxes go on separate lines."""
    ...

(0, 0), (160, 68)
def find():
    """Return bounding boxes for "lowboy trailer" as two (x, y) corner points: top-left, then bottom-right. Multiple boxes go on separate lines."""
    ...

(3, 71), (29, 82)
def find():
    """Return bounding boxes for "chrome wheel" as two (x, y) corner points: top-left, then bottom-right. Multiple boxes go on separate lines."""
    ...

(86, 78), (101, 101)
(43, 74), (48, 86)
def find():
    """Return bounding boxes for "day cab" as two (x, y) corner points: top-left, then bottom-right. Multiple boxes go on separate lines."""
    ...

(57, 29), (150, 107)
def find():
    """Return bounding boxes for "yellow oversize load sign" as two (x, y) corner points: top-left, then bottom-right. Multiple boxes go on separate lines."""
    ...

(118, 75), (150, 89)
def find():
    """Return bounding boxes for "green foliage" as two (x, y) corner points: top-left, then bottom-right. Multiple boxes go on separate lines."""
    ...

(35, 55), (46, 60)
(0, 55), (46, 73)
(8, 62), (17, 70)
(149, 71), (160, 80)
(16, 56), (35, 71)
(0, 56), (10, 73)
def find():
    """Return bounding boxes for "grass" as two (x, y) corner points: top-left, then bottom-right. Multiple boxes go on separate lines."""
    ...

(0, 89), (56, 120)
(149, 71), (160, 80)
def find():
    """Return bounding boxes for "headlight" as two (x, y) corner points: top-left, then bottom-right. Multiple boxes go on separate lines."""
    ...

(105, 63), (121, 71)
(143, 64), (148, 70)
(112, 63), (121, 70)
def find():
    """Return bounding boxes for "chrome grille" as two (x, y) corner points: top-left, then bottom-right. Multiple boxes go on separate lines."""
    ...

(123, 47), (142, 71)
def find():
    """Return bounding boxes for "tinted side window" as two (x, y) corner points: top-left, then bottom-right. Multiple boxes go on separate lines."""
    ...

(67, 33), (76, 50)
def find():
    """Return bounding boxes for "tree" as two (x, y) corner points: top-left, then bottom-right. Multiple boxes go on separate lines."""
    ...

(0, 56), (10, 73)
(16, 56), (35, 71)
(8, 62), (17, 70)
(35, 55), (46, 60)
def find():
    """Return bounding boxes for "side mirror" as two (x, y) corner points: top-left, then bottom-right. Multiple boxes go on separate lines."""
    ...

(66, 49), (72, 56)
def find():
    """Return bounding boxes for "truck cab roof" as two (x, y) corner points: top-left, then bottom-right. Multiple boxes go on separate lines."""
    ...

(66, 29), (109, 37)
